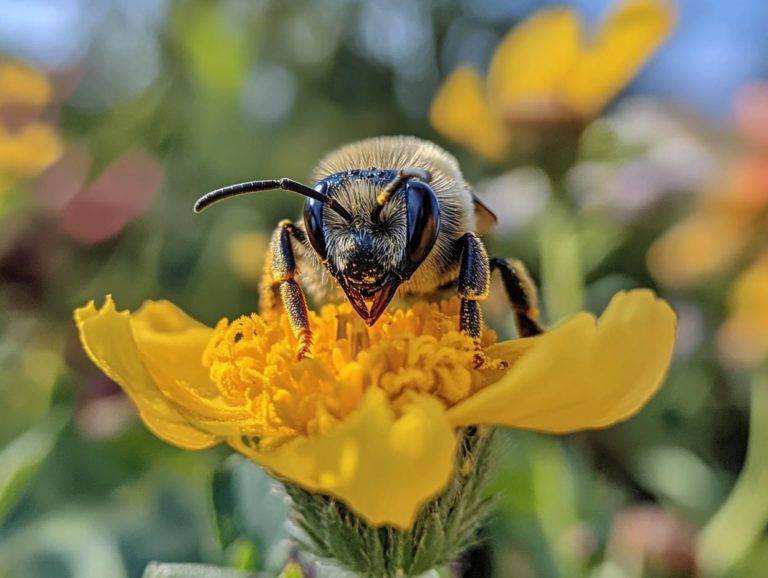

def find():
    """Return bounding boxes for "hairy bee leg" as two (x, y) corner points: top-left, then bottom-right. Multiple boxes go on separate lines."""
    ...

(260, 220), (312, 359)
(457, 233), (491, 367)
(490, 257), (543, 337)
(457, 233), (490, 338)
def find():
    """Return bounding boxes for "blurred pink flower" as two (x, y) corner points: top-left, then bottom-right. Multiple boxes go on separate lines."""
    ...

(58, 149), (163, 244)
(34, 142), (91, 212)
(74, 375), (136, 440)
(609, 505), (697, 574)
(734, 83), (768, 151)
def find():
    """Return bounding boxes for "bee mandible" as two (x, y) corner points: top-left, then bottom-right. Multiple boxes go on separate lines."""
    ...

(194, 136), (542, 360)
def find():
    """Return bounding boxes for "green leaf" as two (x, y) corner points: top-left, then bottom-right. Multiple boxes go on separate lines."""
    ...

(0, 510), (128, 578)
(172, 2), (249, 96)
(410, 510), (446, 575)
(229, 540), (259, 572)
(142, 562), (261, 578)
(210, 456), (290, 571)
(230, 457), (290, 551)
(0, 413), (66, 521)
(211, 460), (240, 550)
(278, 562), (304, 578)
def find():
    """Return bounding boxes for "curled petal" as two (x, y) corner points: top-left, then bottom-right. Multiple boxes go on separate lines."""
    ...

(232, 388), (457, 529)
(75, 297), (218, 449)
(429, 67), (509, 162)
(562, 0), (676, 116)
(131, 301), (253, 434)
(448, 290), (676, 432)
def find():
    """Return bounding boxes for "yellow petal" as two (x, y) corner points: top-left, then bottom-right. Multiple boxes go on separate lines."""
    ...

(647, 212), (752, 287)
(562, 0), (675, 116)
(0, 61), (51, 107)
(486, 8), (580, 111)
(131, 301), (253, 434)
(231, 388), (457, 529)
(448, 290), (676, 432)
(429, 67), (509, 162)
(74, 297), (218, 449)
(0, 123), (61, 176)
(719, 255), (768, 366)
(227, 232), (269, 287)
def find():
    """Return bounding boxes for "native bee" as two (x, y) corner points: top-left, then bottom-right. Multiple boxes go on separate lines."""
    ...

(194, 136), (541, 359)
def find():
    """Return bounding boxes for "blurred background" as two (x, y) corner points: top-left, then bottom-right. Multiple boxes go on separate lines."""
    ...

(1, 0), (768, 576)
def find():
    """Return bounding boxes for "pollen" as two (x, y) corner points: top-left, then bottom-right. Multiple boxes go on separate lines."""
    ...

(201, 299), (504, 448)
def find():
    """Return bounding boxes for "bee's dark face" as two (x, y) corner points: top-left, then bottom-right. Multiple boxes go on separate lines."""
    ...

(342, 232), (387, 293)
(303, 170), (440, 325)
(331, 223), (402, 325)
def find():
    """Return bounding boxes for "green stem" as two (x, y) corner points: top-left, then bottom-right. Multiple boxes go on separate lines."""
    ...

(529, 436), (582, 578)
(538, 202), (585, 323)
(697, 370), (768, 575)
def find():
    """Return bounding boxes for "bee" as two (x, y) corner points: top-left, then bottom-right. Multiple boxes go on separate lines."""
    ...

(194, 136), (542, 360)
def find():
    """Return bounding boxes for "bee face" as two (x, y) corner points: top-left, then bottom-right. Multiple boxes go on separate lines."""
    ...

(302, 169), (440, 324)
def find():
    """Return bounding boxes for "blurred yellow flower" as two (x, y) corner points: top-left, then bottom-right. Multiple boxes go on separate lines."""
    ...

(0, 61), (52, 108)
(649, 86), (768, 286)
(646, 198), (754, 288)
(648, 151), (768, 287)
(719, 255), (768, 366)
(0, 61), (61, 191)
(75, 290), (675, 528)
(430, 0), (675, 161)
(648, 155), (768, 287)
(227, 231), (270, 287)
(0, 123), (61, 178)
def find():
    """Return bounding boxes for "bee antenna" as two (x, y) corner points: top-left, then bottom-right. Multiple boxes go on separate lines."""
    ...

(371, 168), (432, 223)
(193, 178), (353, 221)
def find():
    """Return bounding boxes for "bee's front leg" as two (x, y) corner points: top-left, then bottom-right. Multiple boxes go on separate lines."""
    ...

(489, 257), (543, 337)
(259, 220), (312, 359)
(457, 233), (491, 366)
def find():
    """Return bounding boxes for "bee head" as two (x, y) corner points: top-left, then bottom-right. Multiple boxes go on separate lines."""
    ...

(304, 168), (440, 325)
(193, 168), (440, 327)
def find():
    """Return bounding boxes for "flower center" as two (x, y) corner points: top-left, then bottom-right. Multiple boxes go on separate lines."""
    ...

(202, 300), (504, 446)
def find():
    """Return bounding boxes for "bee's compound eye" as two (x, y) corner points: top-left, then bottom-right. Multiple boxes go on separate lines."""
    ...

(303, 183), (328, 260)
(401, 181), (440, 279)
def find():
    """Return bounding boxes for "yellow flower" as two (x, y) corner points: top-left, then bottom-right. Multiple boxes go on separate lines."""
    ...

(429, 0), (675, 161)
(719, 254), (768, 366)
(648, 158), (768, 287)
(0, 61), (61, 191)
(0, 61), (52, 108)
(75, 290), (675, 528)
(0, 123), (61, 178)
(226, 231), (270, 287)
